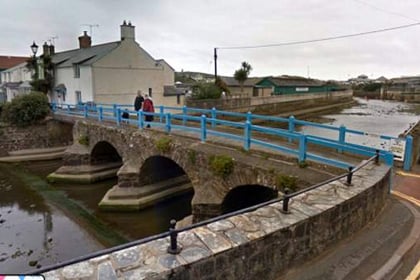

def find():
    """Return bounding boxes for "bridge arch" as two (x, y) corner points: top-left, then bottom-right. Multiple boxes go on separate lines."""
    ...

(221, 185), (278, 214)
(90, 141), (122, 165)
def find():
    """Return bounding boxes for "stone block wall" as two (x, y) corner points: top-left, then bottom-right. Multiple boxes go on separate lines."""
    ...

(185, 90), (353, 113)
(43, 161), (390, 280)
(0, 120), (73, 156)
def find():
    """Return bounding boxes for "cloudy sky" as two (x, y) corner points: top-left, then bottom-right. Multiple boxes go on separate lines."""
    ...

(1, 0), (419, 80)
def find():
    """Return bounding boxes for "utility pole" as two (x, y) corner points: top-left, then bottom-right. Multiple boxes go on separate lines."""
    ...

(81, 24), (99, 41)
(214, 47), (218, 83)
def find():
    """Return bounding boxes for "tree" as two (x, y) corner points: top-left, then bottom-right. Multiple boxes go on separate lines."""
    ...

(234, 61), (252, 92)
(26, 54), (54, 94)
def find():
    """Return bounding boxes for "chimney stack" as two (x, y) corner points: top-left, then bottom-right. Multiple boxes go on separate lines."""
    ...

(78, 31), (92, 48)
(43, 42), (50, 56)
(49, 44), (55, 55)
(120, 20), (135, 41)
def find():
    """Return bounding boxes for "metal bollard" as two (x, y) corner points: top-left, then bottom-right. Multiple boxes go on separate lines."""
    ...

(375, 150), (379, 164)
(167, 219), (181, 254)
(346, 166), (353, 185)
(282, 188), (290, 214)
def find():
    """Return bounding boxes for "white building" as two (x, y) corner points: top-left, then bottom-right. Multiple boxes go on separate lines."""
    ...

(50, 21), (183, 108)
(0, 62), (32, 102)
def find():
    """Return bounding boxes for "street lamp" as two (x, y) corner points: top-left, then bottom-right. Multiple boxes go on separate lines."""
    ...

(30, 41), (38, 56)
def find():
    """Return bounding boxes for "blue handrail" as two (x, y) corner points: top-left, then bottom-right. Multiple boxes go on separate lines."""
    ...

(50, 102), (409, 170)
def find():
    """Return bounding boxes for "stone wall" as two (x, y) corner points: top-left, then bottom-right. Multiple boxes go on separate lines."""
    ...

(186, 90), (353, 113)
(0, 119), (73, 156)
(43, 161), (391, 280)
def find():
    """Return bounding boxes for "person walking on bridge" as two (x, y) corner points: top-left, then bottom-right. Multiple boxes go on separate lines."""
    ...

(134, 90), (144, 111)
(143, 94), (154, 128)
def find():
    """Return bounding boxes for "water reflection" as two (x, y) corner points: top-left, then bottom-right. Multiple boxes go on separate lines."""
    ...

(0, 164), (103, 274)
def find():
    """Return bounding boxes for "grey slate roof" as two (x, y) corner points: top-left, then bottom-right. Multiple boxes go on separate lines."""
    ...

(221, 76), (263, 87)
(264, 76), (324, 87)
(51, 41), (120, 68)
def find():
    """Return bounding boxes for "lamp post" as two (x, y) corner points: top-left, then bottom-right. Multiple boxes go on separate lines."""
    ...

(30, 41), (39, 83)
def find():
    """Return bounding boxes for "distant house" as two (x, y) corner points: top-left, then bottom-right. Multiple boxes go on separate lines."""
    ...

(220, 76), (263, 97)
(50, 21), (179, 107)
(0, 56), (30, 102)
(0, 62), (32, 102)
(255, 76), (337, 95)
(387, 76), (420, 94)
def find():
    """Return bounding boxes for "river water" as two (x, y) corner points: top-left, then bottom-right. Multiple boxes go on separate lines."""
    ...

(1, 98), (418, 274)
(300, 98), (419, 158)
(0, 160), (193, 274)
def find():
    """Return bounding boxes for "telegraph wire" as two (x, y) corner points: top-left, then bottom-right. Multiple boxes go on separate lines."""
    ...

(217, 22), (420, 50)
(351, 0), (419, 23)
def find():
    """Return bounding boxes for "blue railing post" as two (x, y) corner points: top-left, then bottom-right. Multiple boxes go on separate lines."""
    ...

(67, 104), (71, 114)
(84, 104), (88, 118)
(182, 105), (187, 126)
(403, 135), (413, 171)
(384, 152), (394, 166)
(338, 125), (346, 153)
(116, 108), (121, 126)
(98, 106), (103, 122)
(113, 104), (117, 117)
(298, 134), (307, 163)
(166, 113), (172, 133)
(246, 111), (252, 123)
(159, 105), (164, 123)
(211, 107), (216, 128)
(244, 121), (251, 151)
(200, 114), (207, 143)
(288, 116), (295, 143)
(138, 111), (144, 129)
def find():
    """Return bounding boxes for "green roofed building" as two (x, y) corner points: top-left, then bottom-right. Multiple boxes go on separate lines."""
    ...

(256, 76), (339, 95)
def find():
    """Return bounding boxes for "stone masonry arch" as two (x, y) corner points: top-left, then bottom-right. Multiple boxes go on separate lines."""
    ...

(54, 120), (334, 220)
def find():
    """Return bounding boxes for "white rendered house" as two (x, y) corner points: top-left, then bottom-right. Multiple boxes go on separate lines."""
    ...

(51, 21), (183, 108)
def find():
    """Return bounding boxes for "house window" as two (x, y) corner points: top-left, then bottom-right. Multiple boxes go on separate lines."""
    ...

(148, 88), (152, 97)
(176, 94), (180, 105)
(73, 64), (80, 78)
(75, 91), (82, 104)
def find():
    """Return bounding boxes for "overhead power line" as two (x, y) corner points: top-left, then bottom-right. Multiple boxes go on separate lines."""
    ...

(351, 0), (419, 23)
(217, 22), (420, 50)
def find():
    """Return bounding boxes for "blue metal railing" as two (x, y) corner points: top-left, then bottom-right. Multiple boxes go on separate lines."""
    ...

(51, 102), (407, 170)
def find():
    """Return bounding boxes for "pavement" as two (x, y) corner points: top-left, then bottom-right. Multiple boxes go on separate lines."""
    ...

(277, 164), (420, 280)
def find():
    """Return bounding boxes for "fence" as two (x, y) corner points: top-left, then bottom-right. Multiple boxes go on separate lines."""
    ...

(51, 103), (404, 170)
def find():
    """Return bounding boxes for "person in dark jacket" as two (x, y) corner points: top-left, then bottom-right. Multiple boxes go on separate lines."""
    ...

(134, 90), (144, 111)
(143, 94), (154, 127)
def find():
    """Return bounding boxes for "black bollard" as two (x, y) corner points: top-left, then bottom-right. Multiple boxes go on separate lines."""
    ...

(282, 188), (290, 214)
(375, 150), (379, 164)
(167, 219), (181, 254)
(346, 166), (353, 185)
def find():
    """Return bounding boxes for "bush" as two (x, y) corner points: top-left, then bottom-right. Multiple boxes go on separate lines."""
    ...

(1, 92), (50, 127)
(191, 82), (222, 100)
(209, 155), (234, 178)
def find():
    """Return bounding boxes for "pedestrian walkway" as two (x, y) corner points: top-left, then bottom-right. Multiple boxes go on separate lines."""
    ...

(276, 164), (420, 280)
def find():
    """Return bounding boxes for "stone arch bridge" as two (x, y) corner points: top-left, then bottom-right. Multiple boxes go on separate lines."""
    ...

(49, 120), (333, 222)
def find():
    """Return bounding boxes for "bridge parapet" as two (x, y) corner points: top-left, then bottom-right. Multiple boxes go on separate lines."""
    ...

(40, 161), (391, 279)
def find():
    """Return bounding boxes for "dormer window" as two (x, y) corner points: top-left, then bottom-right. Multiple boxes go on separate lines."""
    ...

(73, 64), (80, 78)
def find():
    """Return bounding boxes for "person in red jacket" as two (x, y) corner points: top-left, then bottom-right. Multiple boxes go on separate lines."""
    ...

(143, 94), (154, 127)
